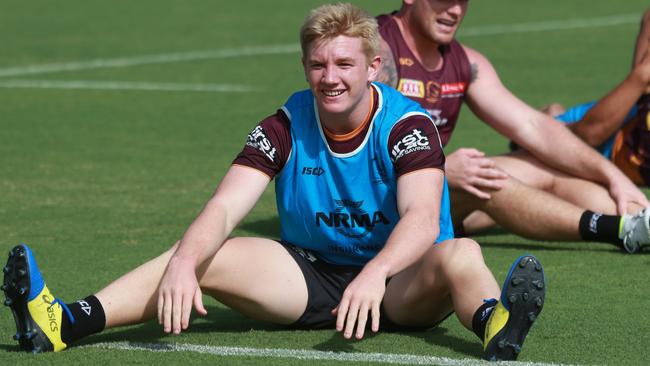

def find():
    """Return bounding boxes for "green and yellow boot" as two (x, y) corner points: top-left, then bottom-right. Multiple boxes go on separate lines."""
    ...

(2, 244), (71, 353)
(483, 255), (545, 361)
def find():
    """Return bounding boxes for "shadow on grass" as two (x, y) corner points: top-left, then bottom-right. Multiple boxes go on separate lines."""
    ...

(311, 332), (359, 353)
(0, 344), (21, 353)
(477, 241), (649, 254)
(405, 327), (482, 358)
(78, 305), (287, 346)
(463, 226), (650, 255)
(312, 326), (481, 358)
(79, 305), (482, 358)
(238, 217), (281, 238)
(478, 241), (601, 252)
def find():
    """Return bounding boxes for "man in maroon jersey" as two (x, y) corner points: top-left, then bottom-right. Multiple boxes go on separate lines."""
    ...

(375, 0), (650, 253)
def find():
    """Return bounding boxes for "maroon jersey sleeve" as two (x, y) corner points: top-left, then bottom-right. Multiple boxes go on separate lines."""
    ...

(388, 115), (445, 177)
(232, 110), (292, 179)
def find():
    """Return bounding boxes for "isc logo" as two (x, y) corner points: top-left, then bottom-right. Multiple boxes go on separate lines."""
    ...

(302, 167), (325, 176)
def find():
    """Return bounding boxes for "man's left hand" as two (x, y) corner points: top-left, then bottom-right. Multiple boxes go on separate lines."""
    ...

(609, 177), (650, 214)
(332, 266), (387, 340)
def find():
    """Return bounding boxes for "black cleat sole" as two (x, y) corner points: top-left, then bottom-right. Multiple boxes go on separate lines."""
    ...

(2, 245), (54, 353)
(484, 255), (545, 361)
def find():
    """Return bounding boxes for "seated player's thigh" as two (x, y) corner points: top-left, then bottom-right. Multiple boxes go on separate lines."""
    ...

(493, 150), (616, 213)
(196, 237), (308, 325)
(382, 238), (499, 329)
(381, 240), (456, 328)
(491, 150), (559, 190)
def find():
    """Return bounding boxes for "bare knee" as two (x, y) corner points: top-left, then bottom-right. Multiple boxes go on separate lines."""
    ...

(424, 238), (484, 284)
(492, 172), (518, 195)
(493, 151), (560, 192)
(441, 238), (483, 269)
(469, 172), (530, 208)
(450, 173), (517, 218)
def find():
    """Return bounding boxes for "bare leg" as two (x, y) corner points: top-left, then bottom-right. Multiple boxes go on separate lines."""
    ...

(458, 151), (618, 236)
(493, 150), (620, 214)
(382, 238), (499, 329)
(452, 174), (583, 241)
(462, 210), (497, 235)
(95, 245), (175, 328)
(453, 149), (620, 237)
(196, 237), (307, 324)
(96, 238), (308, 329)
(457, 150), (645, 237)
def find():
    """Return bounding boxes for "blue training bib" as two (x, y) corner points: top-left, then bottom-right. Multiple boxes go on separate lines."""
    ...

(275, 83), (454, 265)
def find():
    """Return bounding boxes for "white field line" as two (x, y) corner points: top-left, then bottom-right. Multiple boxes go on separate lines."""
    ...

(0, 79), (257, 93)
(458, 13), (639, 37)
(0, 44), (300, 78)
(86, 342), (585, 366)
(0, 13), (640, 80)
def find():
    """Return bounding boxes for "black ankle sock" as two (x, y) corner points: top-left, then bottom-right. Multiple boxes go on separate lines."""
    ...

(61, 295), (106, 345)
(472, 299), (497, 341)
(578, 211), (623, 247)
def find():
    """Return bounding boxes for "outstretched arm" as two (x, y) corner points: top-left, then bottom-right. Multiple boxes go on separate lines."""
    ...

(633, 8), (650, 67)
(571, 49), (650, 147)
(570, 9), (650, 147)
(464, 46), (648, 213)
(333, 168), (443, 339)
(157, 165), (270, 334)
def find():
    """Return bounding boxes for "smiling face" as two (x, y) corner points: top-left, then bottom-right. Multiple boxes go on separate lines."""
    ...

(303, 35), (380, 129)
(406, 0), (469, 45)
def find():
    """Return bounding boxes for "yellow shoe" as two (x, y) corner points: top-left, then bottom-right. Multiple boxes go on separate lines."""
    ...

(2, 244), (69, 353)
(483, 255), (545, 361)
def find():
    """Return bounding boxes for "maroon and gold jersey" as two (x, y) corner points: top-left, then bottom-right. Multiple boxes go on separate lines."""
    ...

(377, 13), (472, 147)
(613, 94), (650, 185)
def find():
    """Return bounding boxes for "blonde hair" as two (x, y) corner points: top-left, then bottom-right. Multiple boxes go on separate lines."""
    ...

(300, 3), (380, 63)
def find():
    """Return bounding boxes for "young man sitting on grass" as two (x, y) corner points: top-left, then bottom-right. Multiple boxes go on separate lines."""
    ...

(3, 3), (545, 361)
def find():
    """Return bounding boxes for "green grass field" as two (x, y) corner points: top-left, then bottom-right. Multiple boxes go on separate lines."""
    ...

(1, 0), (649, 365)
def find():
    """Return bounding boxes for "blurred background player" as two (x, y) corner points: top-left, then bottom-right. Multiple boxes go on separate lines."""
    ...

(375, 0), (650, 252)
(533, 8), (650, 186)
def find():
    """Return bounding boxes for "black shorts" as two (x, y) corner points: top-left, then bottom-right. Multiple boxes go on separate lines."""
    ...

(281, 242), (447, 331)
